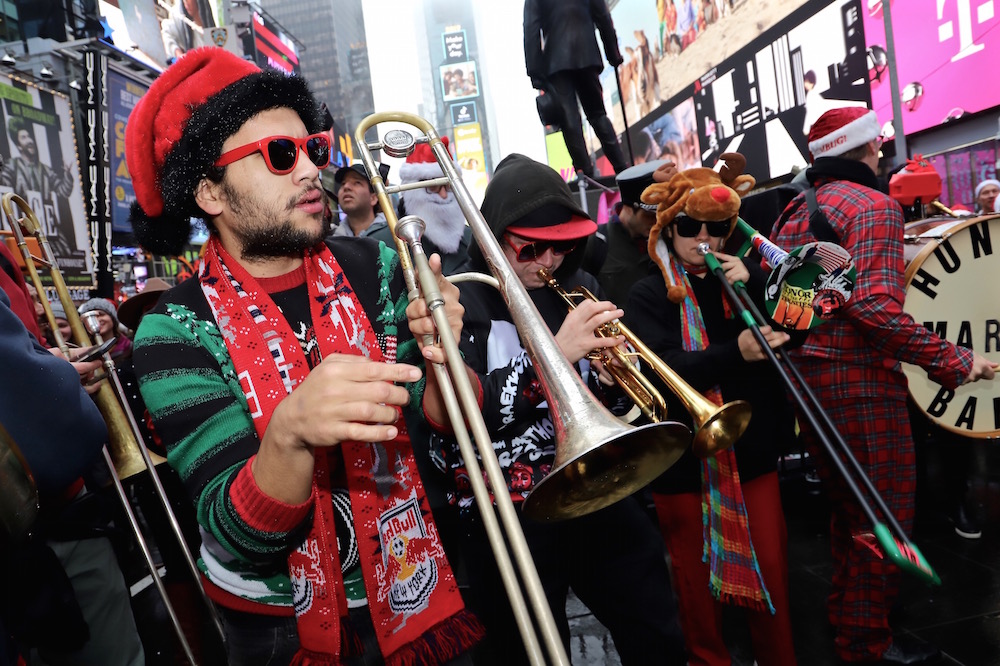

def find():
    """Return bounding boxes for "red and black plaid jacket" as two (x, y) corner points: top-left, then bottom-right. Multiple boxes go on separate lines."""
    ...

(773, 178), (972, 399)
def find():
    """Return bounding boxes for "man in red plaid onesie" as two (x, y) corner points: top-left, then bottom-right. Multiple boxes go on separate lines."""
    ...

(773, 107), (997, 664)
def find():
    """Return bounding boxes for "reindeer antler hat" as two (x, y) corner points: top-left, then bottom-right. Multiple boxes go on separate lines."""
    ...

(640, 153), (755, 303)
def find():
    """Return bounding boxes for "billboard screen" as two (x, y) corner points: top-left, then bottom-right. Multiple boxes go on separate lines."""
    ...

(0, 76), (91, 288)
(607, 0), (813, 135)
(440, 60), (480, 102)
(246, 11), (300, 75)
(108, 70), (148, 233)
(864, 0), (1000, 137)
(599, 0), (869, 180)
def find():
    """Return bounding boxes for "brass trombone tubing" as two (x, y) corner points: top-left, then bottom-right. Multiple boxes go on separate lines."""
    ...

(356, 112), (690, 663)
(0, 193), (216, 662)
(354, 116), (562, 665)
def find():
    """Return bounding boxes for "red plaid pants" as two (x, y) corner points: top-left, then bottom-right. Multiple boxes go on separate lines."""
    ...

(799, 391), (916, 662)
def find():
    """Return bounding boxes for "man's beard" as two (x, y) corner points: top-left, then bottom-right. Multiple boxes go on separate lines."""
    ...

(222, 180), (330, 261)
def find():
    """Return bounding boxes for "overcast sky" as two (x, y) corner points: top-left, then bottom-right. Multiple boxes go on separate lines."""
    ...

(362, 0), (547, 167)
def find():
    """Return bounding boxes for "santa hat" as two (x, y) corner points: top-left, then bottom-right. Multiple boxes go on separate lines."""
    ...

(975, 179), (1000, 198)
(807, 107), (881, 161)
(396, 137), (468, 253)
(125, 47), (322, 256)
(398, 136), (455, 184)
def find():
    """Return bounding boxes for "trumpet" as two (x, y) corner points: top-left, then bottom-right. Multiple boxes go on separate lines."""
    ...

(355, 112), (689, 665)
(538, 268), (751, 458)
(1, 193), (223, 662)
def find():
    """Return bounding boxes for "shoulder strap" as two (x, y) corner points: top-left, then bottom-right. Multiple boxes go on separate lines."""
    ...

(771, 196), (806, 239)
(804, 187), (841, 244)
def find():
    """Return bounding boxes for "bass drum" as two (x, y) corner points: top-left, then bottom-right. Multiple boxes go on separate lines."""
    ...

(903, 213), (1000, 439)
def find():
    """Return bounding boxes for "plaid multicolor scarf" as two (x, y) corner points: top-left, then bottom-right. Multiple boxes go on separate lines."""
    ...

(665, 252), (775, 614)
(199, 237), (482, 664)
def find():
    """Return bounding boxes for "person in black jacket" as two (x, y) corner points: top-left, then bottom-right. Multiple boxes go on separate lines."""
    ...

(433, 153), (686, 665)
(524, 0), (630, 177)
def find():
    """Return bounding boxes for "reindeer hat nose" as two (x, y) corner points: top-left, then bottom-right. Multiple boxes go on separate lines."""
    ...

(711, 186), (730, 203)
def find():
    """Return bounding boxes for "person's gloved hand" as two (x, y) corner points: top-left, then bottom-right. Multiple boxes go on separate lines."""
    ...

(608, 49), (624, 67)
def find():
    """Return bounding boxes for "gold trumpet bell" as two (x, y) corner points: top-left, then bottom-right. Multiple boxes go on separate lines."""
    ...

(521, 413), (689, 522)
(691, 400), (752, 458)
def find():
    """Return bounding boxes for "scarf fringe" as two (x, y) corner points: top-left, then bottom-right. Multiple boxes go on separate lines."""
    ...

(385, 609), (485, 666)
(290, 648), (341, 666)
(712, 589), (776, 615)
(341, 615), (364, 657)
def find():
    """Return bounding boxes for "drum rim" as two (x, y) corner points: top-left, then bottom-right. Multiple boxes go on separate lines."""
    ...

(903, 213), (1000, 287)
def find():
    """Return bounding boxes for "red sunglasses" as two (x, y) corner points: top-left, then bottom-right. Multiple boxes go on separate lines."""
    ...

(504, 235), (579, 262)
(215, 133), (331, 174)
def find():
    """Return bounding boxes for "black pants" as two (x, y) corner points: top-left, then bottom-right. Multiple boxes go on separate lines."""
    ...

(548, 69), (629, 177)
(459, 496), (686, 665)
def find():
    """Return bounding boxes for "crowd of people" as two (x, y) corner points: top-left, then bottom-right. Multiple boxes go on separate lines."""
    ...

(2, 44), (998, 666)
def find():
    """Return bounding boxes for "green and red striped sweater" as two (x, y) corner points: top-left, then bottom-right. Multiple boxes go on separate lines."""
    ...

(133, 238), (424, 614)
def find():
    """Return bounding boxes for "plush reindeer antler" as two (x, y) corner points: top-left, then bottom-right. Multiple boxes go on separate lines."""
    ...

(718, 152), (747, 188)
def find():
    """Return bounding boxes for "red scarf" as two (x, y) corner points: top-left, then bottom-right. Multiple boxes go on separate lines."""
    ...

(200, 238), (482, 664)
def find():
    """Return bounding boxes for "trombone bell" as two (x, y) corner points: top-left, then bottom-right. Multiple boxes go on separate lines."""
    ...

(522, 418), (689, 521)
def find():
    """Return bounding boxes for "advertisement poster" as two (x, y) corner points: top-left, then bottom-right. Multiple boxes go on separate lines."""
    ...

(0, 76), (90, 288)
(440, 61), (480, 102)
(630, 97), (700, 169)
(453, 123), (487, 204)
(692, 0), (867, 179)
(108, 70), (147, 233)
(864, 0), (1000, 136)
(607, 0), (812, 135)
(100, 0), (238, 70)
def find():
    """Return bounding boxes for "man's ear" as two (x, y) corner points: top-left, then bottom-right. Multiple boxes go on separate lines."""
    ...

(194, 177), (224, 217)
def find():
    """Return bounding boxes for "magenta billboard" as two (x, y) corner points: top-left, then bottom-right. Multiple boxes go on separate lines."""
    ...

(864, 0), (1000, 136)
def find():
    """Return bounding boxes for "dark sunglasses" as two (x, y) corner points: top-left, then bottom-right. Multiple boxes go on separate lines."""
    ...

(215, 133), (331, 174)
(504, 235), (579, 262)
(673, 217), (730, 238)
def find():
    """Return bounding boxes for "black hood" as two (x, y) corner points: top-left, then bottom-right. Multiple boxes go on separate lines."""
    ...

(473, 154), (592, 281)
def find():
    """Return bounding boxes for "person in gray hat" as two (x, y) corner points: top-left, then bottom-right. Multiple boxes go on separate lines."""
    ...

(595, 159), (677, 306)
(331, 162), (391, 238)
(78, 297), (131, 360)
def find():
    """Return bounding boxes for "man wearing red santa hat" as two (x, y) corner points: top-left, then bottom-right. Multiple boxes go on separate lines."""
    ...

(370, 136), (472, 275)
(773, 106), (997, 664)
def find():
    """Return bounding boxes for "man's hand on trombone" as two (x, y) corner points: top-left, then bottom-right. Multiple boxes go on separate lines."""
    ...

(404, 253), (479, 429)
(406, 253), (465, 365)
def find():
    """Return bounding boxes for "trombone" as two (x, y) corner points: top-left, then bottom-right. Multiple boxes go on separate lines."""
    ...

(355, 112), (689, 665)
(538, 268), (751, 458)
(1, 193), (223, 662)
